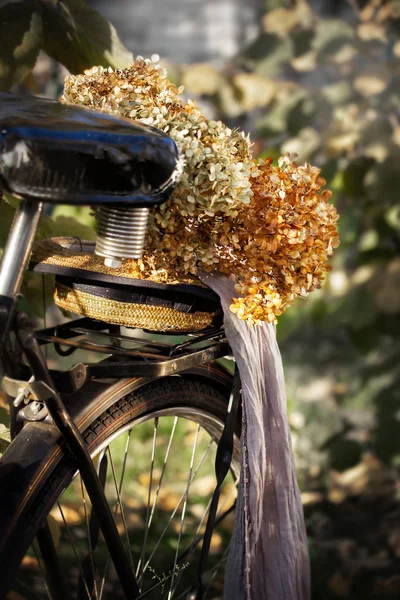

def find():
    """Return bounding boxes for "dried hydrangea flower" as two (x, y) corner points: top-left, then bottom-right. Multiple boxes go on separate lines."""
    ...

(61, 58), (339, 325)
(222, 158), (340, 323)
(61, 56), (254, 217)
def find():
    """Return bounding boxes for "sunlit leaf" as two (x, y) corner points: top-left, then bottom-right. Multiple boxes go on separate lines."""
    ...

(0, 0), (43, 91)
(377, 2), (395, 22)
(385, 205), (400, 231)
(393, 39), (400, 57)
(363, 142), (389, 163)
(326, 131), (360, 156)
(232, 73), (276, 111)
(217, 82), (244, 118)
(357, 21), (387, 42)
(182, 63), (222, 96)
(291, 51), (317, 72)
(330, 43), (358, 64)
(358, 230), (379, 253)
(281, 127), (320, 161)
(40, 0), (133, 74)
(359, 2), (376, 22)
(263, 8), (298, 37)
(354, 68), (389, 97)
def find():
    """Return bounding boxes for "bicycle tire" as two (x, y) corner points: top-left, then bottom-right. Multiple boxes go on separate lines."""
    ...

(1, 375), (240, 600)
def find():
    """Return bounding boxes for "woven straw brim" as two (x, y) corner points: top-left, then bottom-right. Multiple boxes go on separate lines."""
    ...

(32, 238), (216, 332)
(55, 282), (214, 332)
(31, 238), (204, 286)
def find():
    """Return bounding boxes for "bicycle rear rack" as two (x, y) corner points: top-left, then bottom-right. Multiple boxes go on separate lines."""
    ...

(34, 317), (231, 382)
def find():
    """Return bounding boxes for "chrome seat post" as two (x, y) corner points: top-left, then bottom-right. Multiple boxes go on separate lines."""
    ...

(0, 199), (42, 298)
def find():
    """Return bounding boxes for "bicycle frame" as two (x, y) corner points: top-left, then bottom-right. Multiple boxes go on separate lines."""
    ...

(0, 197), (239, 600)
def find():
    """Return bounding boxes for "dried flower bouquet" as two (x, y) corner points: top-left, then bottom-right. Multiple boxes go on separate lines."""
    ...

(62, 56), (339, 324)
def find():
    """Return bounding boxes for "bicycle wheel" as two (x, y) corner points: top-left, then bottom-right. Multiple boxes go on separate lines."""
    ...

(3, 375), (240, 600)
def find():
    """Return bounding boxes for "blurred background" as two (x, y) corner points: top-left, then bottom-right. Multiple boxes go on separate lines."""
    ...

(1, 0), (400, 597)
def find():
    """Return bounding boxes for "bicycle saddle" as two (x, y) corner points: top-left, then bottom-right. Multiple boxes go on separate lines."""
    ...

(0, 92), (181, 206)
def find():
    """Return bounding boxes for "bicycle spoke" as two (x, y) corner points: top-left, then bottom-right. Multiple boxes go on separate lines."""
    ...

(137, 417), (159, 583)
(167, 424), (200, 598)
(107, 445), (135, 572)
(57, 501), (92, 600)
(139, 436), (214, 582)
(99, 432), (132, 600)
(148, 416), (179, 532)
(32, 540), (51, 599)
(170, 485), (237, 597)
(80, 477), (99, 600)
(136, 415), (179, 582)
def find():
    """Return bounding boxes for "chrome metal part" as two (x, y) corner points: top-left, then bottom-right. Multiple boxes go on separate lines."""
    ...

(68, 363), (87, 391)
(12, 375), (35, 407)
(2, 375), (54, 402)
(0, 199), (43, 297)
(17, 401), (48, 422)
(95, 206), (150, 265)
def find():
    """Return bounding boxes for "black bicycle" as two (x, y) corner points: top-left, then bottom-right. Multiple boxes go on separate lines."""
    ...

(0, 93), (241, 599)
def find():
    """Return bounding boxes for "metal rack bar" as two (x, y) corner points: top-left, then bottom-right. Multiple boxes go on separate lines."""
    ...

(85, 342), (231, 379)
(33, 317), (230, 380)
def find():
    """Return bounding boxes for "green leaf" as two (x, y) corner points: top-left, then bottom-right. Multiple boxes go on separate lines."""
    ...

(40, 0), (133, 74)
(0, 0), (43, 91)
(312, 19), (353, 55)
(365, 149), (400, 206)
(342, 157), (375, 199)
(347, 322), (380, 353)
(0, 423), (11, 458)
(39, 214), (96, 241)
(256, 88), (305, 135)
(321, 81), (355, 106)
(2, 191), (20, 208)
(292, 28), (314, 57)
(385, 205), (400, 231)
(0, 198), (16, 254)
(328, 438), (362, 472)
(241, 33), (292, 78)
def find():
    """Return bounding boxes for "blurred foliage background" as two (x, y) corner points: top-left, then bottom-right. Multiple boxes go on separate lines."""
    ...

(1, 0), (400, 597)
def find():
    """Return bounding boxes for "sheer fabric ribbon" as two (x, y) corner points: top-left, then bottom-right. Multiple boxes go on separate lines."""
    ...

(199, 272), (310, 600)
